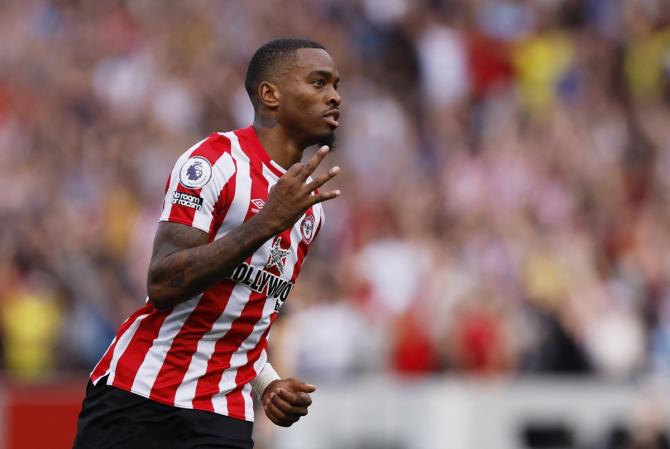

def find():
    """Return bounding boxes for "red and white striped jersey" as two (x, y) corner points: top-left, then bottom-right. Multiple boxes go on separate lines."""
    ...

(90, 126), (324, 422)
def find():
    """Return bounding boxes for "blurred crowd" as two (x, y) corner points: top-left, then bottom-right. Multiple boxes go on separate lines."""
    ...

(3, 0), (670, 390)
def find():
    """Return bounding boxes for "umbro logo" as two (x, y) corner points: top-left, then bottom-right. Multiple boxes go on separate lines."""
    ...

(250, 198), (265, 213)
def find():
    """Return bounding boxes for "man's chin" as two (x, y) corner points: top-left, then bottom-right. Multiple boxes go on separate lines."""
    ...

(316, 130), (336, 149)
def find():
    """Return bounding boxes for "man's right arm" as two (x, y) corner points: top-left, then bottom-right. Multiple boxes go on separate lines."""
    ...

(146, 215), (276, 311)
(147, 145), (340, 311)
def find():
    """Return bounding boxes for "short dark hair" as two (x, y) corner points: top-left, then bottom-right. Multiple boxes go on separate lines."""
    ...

(245, 38), (325, 106)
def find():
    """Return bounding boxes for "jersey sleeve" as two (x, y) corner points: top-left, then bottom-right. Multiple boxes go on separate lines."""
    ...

(160, 134), (236, 234)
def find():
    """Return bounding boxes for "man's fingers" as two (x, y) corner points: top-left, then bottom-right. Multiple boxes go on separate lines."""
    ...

(306, 166), (339, 191)
(298, 146), (330, 180)
(272, 396), (309, 416)
(277, 388), (312, 407)
(286, 378), (317, 393)
(274, 388), (297, 405)
(299, 383), (317, 393)
(264, 403), (281, 424)
(266, 400), (286, 419)
(271, 392), (295, 413)
(269, 389), (310, 414)
(267, 401), (300, 426)
(262, 391), (276, 408)
(312, 189), (341, 204)
(287, 162), (305, 177)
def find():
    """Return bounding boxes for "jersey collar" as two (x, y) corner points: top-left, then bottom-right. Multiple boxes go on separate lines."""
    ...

(236, 126), (286, 178)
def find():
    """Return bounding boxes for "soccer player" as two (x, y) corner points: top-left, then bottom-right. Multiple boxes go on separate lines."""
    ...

(72, 38), (342, 449)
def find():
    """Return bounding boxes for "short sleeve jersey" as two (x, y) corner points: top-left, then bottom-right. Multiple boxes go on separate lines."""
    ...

(90, 126), (324, 421)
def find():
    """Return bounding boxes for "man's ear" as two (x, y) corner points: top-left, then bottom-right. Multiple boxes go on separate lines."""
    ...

(258, 81), (280, 109)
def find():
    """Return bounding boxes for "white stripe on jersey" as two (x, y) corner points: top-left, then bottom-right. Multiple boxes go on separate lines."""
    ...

(249, 346), (269, 403)
(192, 152), (236, 232)
(91, 336), (117, 385)
(130, 296), (202, 395)
(105, 313), (150, 385)
(242, 382), (254, 420)
(214, 132), (249, 239)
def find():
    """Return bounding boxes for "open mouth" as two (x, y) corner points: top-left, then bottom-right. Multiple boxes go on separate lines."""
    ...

(323, 110), (340, 128)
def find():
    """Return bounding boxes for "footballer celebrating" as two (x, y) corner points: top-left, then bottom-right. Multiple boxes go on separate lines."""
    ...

(72, 38), (341, 449)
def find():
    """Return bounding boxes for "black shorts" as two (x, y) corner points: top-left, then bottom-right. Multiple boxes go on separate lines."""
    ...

(72, 378), (254, 449)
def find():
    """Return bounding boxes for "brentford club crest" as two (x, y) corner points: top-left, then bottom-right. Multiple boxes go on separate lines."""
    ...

(301, 214), (315, 244)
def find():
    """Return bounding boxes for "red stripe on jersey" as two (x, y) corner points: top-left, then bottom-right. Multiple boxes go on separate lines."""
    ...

(289, 239), (309, 282)
(168, 134), (231, 228)
(191, 155), (272, 414)
(148, 283), (236, 403)
(90, 306), (152, 381)
(111, 307), (171, 390)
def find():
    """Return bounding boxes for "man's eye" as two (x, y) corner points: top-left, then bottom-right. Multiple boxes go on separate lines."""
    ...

(312, 79), (324, 88)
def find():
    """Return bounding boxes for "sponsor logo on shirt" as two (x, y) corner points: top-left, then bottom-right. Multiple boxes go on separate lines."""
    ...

(230, 262), (295, 304)
(171, 191), (204, 210)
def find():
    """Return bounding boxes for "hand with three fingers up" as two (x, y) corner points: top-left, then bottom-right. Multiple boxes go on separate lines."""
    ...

(255, 145), (341, 236)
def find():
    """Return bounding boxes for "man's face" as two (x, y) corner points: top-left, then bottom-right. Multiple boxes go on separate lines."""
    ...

(276, 48), (341, 148)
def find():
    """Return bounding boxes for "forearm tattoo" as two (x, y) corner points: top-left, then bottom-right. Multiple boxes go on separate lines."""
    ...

(147, 221), (270, 309)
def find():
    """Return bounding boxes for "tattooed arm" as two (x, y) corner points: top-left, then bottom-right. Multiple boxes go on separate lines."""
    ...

(147, 218), (276, 310)
(147, 146), (341, 311)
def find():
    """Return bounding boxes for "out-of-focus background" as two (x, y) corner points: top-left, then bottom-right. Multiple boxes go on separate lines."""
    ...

(2, 0), (670, 448)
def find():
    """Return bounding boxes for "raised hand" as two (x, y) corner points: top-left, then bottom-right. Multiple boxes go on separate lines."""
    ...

(255, 145), (340, 235)
(261, 378), (317, 427)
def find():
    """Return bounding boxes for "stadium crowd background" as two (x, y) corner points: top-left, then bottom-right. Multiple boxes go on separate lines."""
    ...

(3, 0), (670, 424)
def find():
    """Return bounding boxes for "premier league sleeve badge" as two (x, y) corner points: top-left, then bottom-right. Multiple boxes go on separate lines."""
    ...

(179, 156), (212, 189)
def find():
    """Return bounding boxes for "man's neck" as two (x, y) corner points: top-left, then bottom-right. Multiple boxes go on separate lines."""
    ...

(252, 119), (303, 170)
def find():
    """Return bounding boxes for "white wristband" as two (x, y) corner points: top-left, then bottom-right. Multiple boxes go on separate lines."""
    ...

(251, 363), (280, 398)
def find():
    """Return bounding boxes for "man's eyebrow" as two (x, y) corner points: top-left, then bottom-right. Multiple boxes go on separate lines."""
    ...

(307, 70), (340, 83)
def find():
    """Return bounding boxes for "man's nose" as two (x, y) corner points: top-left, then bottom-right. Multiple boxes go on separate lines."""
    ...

(327, 88), (341, 107)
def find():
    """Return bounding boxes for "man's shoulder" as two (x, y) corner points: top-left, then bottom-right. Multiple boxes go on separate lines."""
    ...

(177, 131), (238, 164)
(195, 126), (256, 157)
(169, 132), (243, 188)
(176, 126), (266, 174)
